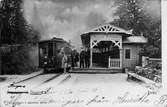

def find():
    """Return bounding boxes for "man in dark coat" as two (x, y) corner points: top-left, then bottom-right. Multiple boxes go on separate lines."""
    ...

(85, 48), (90, 68)
(74, 50), (79, 67)
(80, 49), (85, 68)
(71, 50), (75, 68)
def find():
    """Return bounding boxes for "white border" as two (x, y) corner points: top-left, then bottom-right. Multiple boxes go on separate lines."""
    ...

(162, 0), (167, 91)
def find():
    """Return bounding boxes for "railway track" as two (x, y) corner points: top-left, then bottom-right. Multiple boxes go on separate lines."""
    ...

(3, 72), (73, 95)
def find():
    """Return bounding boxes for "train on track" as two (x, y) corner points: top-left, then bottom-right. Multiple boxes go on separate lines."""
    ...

(38, 37), (72, 73)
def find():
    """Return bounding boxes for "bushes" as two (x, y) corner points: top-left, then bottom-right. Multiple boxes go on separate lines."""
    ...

(2, 46), (37, 74)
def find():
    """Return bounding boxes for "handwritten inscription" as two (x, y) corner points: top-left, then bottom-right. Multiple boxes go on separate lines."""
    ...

(113, 90), (157, 104)
(154, 95), (167, 107)
(1, 82), (164, 107)
(2, 90), (160, 107)
(86, 95), (110, 105)
(3, 94), (22, 107)
(143, 82), (162, 91)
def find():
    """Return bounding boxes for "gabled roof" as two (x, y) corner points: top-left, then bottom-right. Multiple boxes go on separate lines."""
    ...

(83, 23), (132, 35)
(123, 36), (148, 44)
(81, 23), (147, 45)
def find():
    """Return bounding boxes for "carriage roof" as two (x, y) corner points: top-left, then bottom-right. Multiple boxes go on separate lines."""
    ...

(39, 37), (67, 43)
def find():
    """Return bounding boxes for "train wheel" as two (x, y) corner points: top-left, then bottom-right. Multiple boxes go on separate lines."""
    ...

(66, 67), (71, 72)
(43, 68), (48, 73)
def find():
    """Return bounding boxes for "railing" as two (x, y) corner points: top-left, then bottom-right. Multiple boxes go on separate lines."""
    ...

(108, 58), (120, 68)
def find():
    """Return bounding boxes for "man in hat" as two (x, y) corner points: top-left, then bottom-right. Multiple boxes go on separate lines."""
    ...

(85, 48), (90, 68)
(80, 48), (85, 68)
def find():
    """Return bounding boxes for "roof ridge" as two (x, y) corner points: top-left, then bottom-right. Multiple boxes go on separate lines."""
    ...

(83, 23), (132, 35)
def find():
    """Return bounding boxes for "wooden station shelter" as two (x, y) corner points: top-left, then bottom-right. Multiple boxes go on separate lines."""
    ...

(80, 24), (147, 70)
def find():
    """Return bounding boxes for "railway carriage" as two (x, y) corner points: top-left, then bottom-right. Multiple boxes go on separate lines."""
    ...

(38, 37), (72, 73)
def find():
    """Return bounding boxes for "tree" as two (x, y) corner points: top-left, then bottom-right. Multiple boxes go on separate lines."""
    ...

(0, 0), (40, 74)
(111, 0), (161, 58)
(1, 0), (29, 44)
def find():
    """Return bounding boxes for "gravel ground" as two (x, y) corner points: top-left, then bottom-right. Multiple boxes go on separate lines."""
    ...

(0, 71), (162, 107)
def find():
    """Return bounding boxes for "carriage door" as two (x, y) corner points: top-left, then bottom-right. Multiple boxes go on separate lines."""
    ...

(48, 42), (53, 58)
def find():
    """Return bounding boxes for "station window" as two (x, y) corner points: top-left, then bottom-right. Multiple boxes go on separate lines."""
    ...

(125, 49), (131, 59)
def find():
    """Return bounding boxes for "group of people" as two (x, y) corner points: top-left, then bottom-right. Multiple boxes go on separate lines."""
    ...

(56, 47), (90, 73)
(71, 49), (79, 68)
(71, 48), (90, 69)
(80, 48), (90, 68)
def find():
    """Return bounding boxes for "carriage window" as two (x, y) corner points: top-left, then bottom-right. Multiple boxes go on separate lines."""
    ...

(42, 48), (47, 54)
(125, 49), (131, 59)
(40, 48), (47, 55)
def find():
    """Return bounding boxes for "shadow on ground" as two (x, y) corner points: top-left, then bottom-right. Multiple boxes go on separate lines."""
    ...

(0, 77), (7, 82)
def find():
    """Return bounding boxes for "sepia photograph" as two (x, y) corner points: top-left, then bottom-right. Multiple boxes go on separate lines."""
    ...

(0, 0), (165, 107)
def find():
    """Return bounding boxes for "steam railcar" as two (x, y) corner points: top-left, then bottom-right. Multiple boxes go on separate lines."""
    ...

(38, 37), (72, 73)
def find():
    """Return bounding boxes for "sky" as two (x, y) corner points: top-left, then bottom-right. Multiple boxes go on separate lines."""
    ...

(23, 0), (118, 48)
(22, 0), (161, 49)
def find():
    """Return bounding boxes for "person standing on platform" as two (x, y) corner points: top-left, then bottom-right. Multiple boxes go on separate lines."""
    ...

(71, 49), (75, 69)
(57, 49), (63, 72)
(61, 50), (68, 73)
(85, 48), (90, 68)
(74, 49), (79, 67)
(80, 48), (85, 68)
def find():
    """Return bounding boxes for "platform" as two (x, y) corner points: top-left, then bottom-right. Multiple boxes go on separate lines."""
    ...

(69, 67), (123, 74)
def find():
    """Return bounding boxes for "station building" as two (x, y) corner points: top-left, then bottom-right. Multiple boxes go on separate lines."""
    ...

(80, 23), (147, 70)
